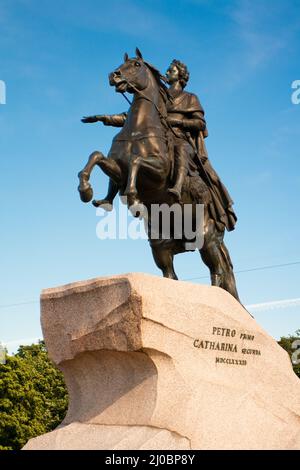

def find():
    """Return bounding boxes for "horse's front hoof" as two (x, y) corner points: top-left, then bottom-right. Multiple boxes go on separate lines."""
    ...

(78, 171), (93, 202)
(78, 185), (93, 203)
(128, 199), (145, 218)
(129, 206), (144, 218)
(92, 199), (113, 211)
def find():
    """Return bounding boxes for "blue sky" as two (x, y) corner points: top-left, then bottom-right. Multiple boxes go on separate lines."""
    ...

(0, 0), (299, 351)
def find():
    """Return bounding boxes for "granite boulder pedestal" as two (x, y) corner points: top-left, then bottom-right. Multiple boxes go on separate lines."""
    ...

(23, 273), (300, 450)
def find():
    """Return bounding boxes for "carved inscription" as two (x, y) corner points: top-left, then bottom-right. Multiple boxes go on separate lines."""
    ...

(193, 325), (261, 366)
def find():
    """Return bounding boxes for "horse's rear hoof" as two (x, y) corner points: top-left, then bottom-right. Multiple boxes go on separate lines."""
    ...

(78, 186), (93, 203)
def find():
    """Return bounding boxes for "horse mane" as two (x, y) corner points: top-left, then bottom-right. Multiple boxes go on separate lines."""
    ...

(143, 60), (172, 114)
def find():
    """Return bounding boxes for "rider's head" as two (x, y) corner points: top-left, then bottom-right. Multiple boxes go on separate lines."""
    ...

(166, 60), (189, 88)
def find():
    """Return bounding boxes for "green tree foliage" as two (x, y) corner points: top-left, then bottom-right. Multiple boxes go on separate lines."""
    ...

(0, 341), (68, 450)
(278, 329), (300, 379)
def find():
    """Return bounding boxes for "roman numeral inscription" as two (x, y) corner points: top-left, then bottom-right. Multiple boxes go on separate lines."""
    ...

(193, 326), (261, 366)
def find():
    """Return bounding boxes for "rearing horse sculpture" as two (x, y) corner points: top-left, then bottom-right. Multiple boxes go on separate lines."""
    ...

(78, 49), (240, 302)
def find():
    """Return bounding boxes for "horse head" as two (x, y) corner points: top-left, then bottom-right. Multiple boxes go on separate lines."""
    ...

(109, 48), (150, 94)
(109, 48), (163, 95)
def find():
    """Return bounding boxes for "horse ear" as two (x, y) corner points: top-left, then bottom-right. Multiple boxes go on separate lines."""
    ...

(135, 47), (143, 60)
(124, 52), (129, 62)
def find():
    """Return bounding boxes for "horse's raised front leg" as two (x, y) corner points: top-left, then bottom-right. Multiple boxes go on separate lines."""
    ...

(78, 151), (122, 204)
(78, 151), (101, 202)
(124, 156), (142, 201)
(92, 178), (119, 210)
(124, 155), (166, 203)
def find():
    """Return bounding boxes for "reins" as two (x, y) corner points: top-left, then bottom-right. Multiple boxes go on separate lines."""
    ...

(119, 74), (177, 138)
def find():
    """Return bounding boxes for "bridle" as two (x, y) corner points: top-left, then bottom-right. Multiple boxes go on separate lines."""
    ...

(116, 67), (177, 137)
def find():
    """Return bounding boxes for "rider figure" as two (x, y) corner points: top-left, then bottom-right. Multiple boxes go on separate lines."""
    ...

(165, 59), (207, 201)
(165, 59), (237, 232)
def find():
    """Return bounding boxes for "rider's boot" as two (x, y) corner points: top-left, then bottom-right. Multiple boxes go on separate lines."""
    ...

(92, 179), (119, 211)
(167, 165), (186, 202)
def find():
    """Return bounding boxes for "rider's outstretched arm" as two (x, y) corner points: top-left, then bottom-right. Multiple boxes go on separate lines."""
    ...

(102, 113), (127, 127)
(82, 113), (127, 126)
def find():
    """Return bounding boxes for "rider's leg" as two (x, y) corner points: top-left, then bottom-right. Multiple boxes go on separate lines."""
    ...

(167, 143), (187, 201)
(92, 178), (119, 210)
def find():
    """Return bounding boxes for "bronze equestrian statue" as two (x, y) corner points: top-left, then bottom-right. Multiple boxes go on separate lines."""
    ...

(78, 48), (240, 301)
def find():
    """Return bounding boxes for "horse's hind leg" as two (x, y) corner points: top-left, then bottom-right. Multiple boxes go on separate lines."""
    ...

(199, 230), (224, 287)
(151, 244), (178, 280)
(199, 215), (240, 301)
(219, 240), (240, 302)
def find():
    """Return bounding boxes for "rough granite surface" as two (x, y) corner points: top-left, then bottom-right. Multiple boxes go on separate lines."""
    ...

(23, 273), (300, 450)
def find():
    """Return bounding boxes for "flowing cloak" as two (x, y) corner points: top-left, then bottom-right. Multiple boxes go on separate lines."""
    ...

(167, 91), (237, 232)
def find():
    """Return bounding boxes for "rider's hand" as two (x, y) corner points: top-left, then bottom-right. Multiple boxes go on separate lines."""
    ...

(81, 116), (99, 123)
(167, 117), (182, 127)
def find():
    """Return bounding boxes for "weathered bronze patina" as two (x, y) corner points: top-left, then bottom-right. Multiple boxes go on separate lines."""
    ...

(78, 48), (239, 301)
